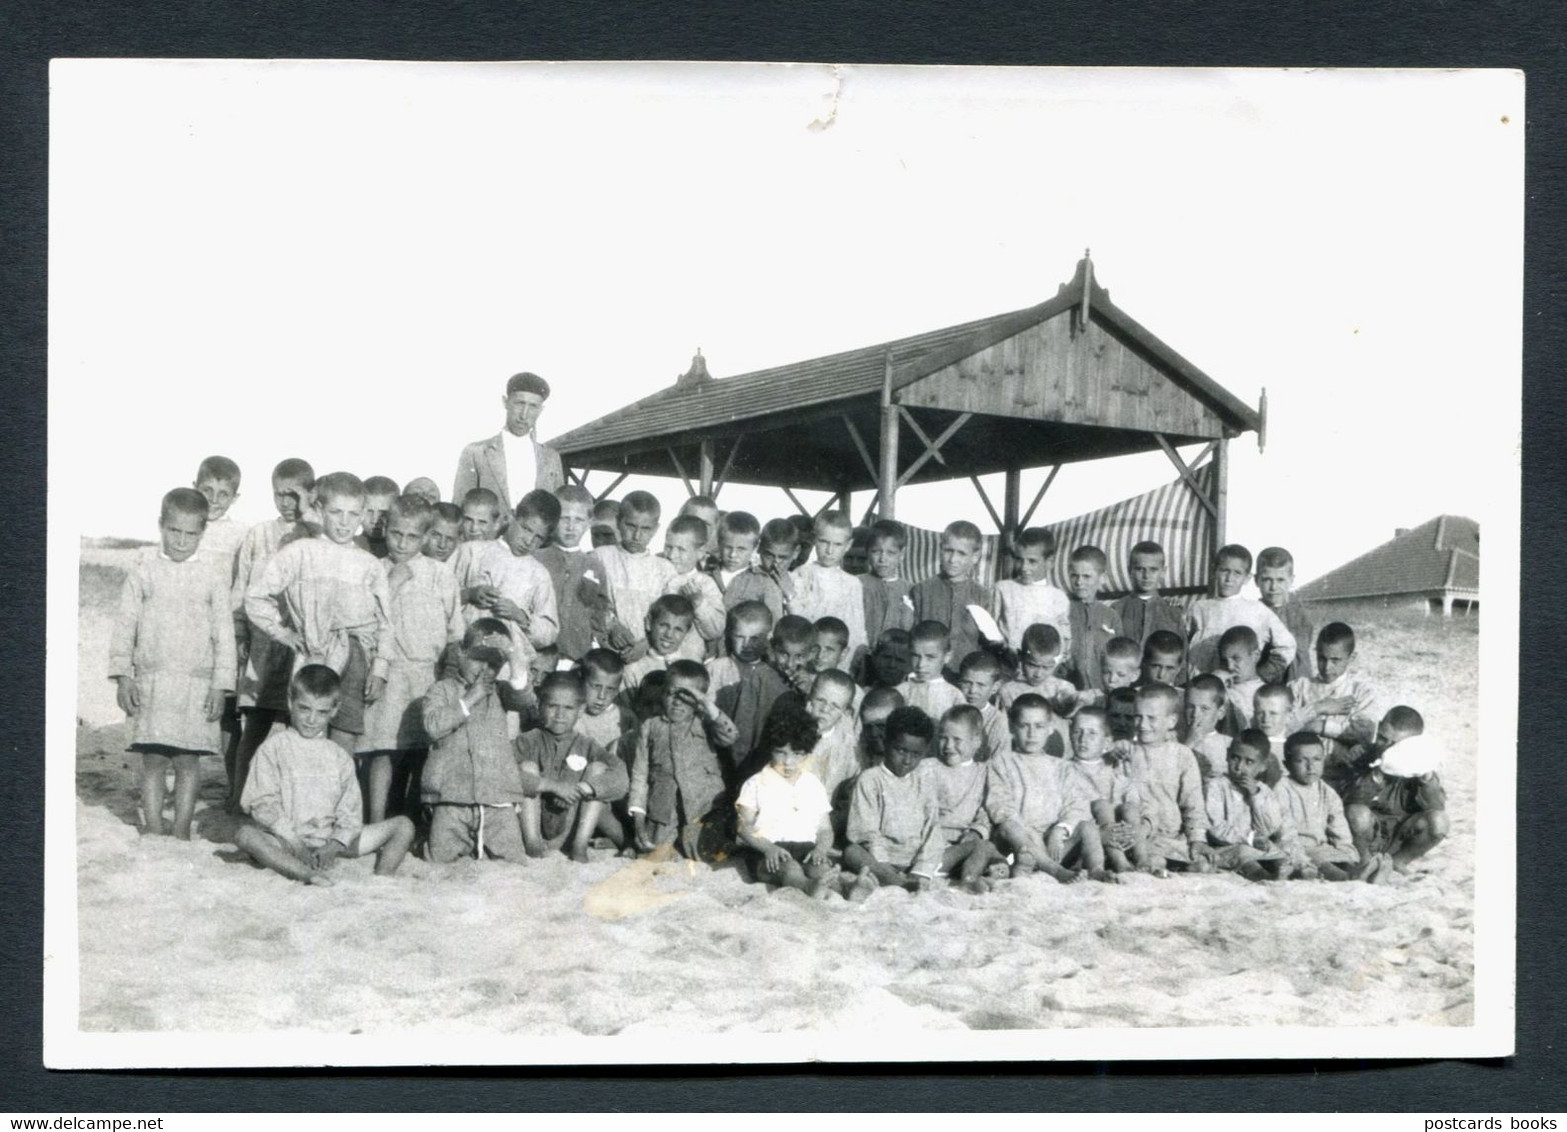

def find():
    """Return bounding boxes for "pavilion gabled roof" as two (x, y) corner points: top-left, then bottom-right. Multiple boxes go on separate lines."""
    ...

(549, 256), (1262, 489)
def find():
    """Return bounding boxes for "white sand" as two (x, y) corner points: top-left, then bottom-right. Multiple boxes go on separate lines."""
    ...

(73, 546), (1478, 1036)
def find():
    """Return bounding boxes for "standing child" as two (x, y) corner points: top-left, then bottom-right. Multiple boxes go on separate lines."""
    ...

(359, 476), (400, 559)
(1127, 683), (1209, 871)
(355, 494), (464, 824)
(997, 623), (1078, 717)
(705, 601), (789, 782)
(1111, 540), (1185, 648)
(897, 621), (964, 721)
(402, 478), (442, 506)
(451, 489), (561, 676)
(1202, 731), (1300, 880)
(110, 487), (237, 839)
(1140, 631), (1186, 689)
(533, 484), (601, 663)
(954, 650), (1010, 761)
(708, 511), (785, 628)
(917, 705), (1005, 893)
(419, 629), (529, 863)
(789, 510), (870, 661)
(244, 471), (392, 754)
(1187, 544), (1296, 678)
(986, 694), (1106, 881)
(458, 488), (506, 544)
(422, 502), (463, 565)
(1255, 546), (1314, 683)
(1273, 732), (1361, 880)
(910, 520), (996, 673)
(843, 706), (944, 900)
(229, 458), (316, 808)
(515, 672), (628, 860)
(627, 660), (739, 860)
(865, 627), (914, 691)
(735, 706), (836, 899)
(192, 455), (248, 801)
(860, 519), (915, 644)
(235, 665), (414, 884)
(1181, 674), (1233, 781)
(1064, 708), (1147, 874)
(678, 495), (723, 572)
(1063, 545), (1123, 692)
(660, 515), (726, 659)
(753, 518), (801, 611)
(995, 526), (1071, 654)
(590, 490), (676, 660)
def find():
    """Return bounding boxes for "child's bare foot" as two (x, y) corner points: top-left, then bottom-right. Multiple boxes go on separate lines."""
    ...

(305, 871), (335, 887)
(1010, 852), (1037, 879)
(1189, 856), (1215, 874)
(1088, 868), (1118, 884)
(568, 845), (590, 864)
(847, 870), (879, 903)
(806, 874), (835, 900)
(962, 877), (990, 895)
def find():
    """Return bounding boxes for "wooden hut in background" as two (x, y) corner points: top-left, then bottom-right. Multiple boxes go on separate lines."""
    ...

(550, 254), (1265, 590)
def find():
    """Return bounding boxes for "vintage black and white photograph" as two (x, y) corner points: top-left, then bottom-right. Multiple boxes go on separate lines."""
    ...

(45, 62), (1520, 1066)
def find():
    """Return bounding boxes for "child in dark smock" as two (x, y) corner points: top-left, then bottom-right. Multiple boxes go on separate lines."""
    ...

(515, 672), (628, 860)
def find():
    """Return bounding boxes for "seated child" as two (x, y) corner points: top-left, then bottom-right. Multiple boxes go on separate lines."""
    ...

(801, 669), (865, 809)
(678, 495), (723, 573)
(986, 694), (1106, 881)
(1288, 621), (1379, 750)
(1187, 544), (1296, 677)
(865, 627), (913, 691)
(244, 471), (392, 754)
(1127, 683), (1209, 870)
(419, 629), (529, 863)
(590, 498), (620, 549)
(910, 520), (995, 672)
(858, 685), (904, 767)
(422, 502), (463, 564)
(1111, 540), (1186, 647)
(789, 510), (870, 660)
(1255, 546), (1314, 683)
(843, 706), (944, 899)
(515, 673), (629, 860)
(359, 475), (400, 559)
(660, 514), (726, 659)
(1063, 545), (1123, 692)
(1064, 708), (1147, 874)
(355, 494), (464, 824)
(709, 511), (785, 628)
(954, 649), (1010, 761)
(1202, 730), (1301, 881)
(620, 593), (698, 691)
(402, 477), (442, 506)
(1341, 706), (1448, 879)
(451, 489), (560, 672)
(706, 601), (789, 782)
(897, 620), (964, 720)
(1272, 731), (1360, 880)
(997, 623), (1078, 717)
(590, 489), (676, 658)
(458, 487), (506, 543)
(1214, 624), (1264, 731)
(1248, 682), (1293, 787)
(574, 647), (632, 751)
(1140, 630), (1186, 689)
(809, 617), (863, 713)
(533, 484), (601, 663)
(627, 659), (739, 860)
(111, 487), (238, 840)
(1182, 674), (1232, 781)
(916, 705), (1004, 893)
(236, 665), (415, 884)
(230, 457), (317, 809)
(735, 704), (837, 898)
(859, 519), (915, 645)
(994, 526), (1071, 653)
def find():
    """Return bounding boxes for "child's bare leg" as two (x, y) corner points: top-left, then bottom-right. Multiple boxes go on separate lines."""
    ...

(1116, 802), (1156, 873)
(952, 839), (1000, 891)
(1033, 826), (1079, 883)
(1316, 861), (1352, 882)
(1070, 820), (1113, 880)
(1236, 859), (1268, 882)
(593, 804), (626, 849)
(169, 753), (202, 840)
(567, 801), (604, 862)
(353, 816), (416, 875)
(1389, 811), (1449, 869)
(393, 750), (426, 820)
(234, 825), (317, 883)
(1343, 803), (1378, 864)
(139, 752), (172, 836)
(757, 854), (814, 894)
(518, 796), (549, 857)
(843, 843), (905, 888)
(364, 753), (395, 825)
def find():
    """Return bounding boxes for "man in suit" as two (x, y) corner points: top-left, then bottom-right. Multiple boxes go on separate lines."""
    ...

(453, 372), (566, 513)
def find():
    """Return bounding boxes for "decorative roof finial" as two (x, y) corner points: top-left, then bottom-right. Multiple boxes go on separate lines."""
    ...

(1076, 250), (1094, 337)
(677, 347), (711, 387)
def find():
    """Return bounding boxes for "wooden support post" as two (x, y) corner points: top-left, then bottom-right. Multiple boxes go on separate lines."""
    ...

(698, 440), (714, 499)
(1003, 467), (1021, 542)
(878, 351), (899, 521)
(1213, 434), (1230, 583)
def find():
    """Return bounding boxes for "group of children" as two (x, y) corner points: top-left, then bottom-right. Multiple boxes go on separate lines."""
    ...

(108, 453), (1449, 895)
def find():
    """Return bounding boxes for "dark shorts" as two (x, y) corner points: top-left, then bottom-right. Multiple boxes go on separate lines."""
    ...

(749, 840), (816, 867)
(330, 640), (369, 735)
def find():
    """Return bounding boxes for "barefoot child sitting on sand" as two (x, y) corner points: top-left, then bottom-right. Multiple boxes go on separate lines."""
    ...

(1129, 683), (1210, 872)
(735, 703), (837, 899)
(1272, 731), (1361, 881)
(1202, 730), (1300, 881)
(985, 694), (1107, 882)
(843, 706), (944, 900)
(1181, 674), (1231, 782)
(236, 664), (415, 885)
(1065, 707), (1147, 875)
(916, 705), (1005, 893)
(515, 672), (628, 860)
(1341, 707), (1449, 881)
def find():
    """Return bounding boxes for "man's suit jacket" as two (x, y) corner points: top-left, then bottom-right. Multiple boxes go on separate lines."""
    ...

(452, 432), (565, 511)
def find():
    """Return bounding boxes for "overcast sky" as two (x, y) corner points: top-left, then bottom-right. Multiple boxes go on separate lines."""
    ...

(50, 63), (1522, 583)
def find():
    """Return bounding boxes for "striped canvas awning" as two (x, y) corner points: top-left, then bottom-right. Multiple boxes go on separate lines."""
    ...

(897, 464), (1216, 596)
